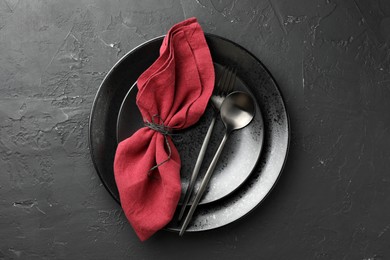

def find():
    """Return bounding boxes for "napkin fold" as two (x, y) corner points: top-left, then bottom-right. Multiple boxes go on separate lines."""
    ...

(114, 18), (214, 241)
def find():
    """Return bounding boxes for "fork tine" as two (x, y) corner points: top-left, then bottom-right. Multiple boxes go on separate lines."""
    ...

(225, 67), (236, 94)
(221, 66), (236, 95)
(214, 70), (225, 95)
(224, 67), (233, 94)
(222, 67), (232, 96)
(215, 67), (228, 95)
(220, 67), (230, 95)
(214, 66), (237, 97)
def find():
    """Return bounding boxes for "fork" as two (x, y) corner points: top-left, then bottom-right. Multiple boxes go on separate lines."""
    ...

(177, 66), (236, 221)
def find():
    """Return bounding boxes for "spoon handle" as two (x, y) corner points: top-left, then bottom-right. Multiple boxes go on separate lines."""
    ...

(179, 131), (230, 236)
(178, 114), (217, 221)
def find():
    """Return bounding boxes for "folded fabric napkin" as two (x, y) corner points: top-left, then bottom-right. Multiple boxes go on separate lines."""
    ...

(114, 18), (214, 241)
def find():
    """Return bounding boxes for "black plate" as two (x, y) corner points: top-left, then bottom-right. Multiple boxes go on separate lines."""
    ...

(89, 34), (290, 232)
(116, 64), (264, 205)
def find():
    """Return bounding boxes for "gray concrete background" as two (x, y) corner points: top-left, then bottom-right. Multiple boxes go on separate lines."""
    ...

(1, 0), (390, 259)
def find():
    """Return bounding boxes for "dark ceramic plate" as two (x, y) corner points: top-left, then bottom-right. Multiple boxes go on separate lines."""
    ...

(89, 34), (289, 232)
(116, 64), (264, 205)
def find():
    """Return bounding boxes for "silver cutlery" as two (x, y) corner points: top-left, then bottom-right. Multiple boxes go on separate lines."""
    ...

(179, 91), (256, 235)
(177, 66), (236, 221)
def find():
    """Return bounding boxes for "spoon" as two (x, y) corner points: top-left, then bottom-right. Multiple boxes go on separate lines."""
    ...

(179, 91), (256, 236)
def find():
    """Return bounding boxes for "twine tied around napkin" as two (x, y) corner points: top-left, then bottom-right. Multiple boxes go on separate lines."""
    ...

(114, 18), (215, 241)
(143, 115), (174, 174)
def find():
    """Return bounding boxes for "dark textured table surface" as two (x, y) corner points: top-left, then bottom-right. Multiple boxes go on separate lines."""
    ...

(1, 0), (390, 259)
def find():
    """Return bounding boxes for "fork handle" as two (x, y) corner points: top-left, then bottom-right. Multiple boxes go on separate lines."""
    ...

(178, 113), (217, 221)
(179, 131), (230, 236)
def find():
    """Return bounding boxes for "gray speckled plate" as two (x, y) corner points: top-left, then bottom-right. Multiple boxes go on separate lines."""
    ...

(116, 63), (264, 205)
(89, 34), (289, 233)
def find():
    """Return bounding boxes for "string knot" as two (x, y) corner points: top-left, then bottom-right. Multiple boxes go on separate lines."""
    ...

(144, 115), (173, 175)
(144, 116), (172, 136)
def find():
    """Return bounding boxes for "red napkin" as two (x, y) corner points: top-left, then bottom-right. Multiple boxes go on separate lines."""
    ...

(113, 18), (214, 241)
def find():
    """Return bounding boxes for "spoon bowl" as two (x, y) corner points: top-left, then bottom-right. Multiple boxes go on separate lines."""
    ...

(221, 91), (255, 132)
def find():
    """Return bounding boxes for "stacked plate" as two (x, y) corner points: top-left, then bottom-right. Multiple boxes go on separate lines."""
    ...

(89, 34), (289, 232)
